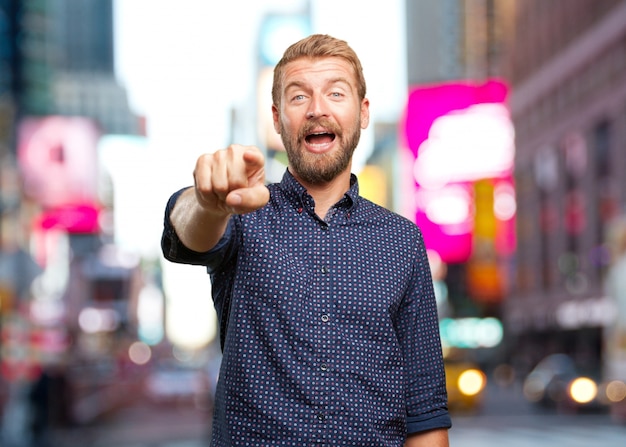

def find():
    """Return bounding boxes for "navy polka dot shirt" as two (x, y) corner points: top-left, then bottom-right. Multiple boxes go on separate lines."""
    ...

(162, 170), (451, 446)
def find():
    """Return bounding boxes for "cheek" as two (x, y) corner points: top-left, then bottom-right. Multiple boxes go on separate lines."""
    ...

(279, 115), (300, 135)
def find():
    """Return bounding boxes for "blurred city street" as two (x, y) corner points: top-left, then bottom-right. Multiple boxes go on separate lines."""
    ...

(3, 0), (626, 446)
(37, 378), (625, 447)
(449, 381), (626, 447)
(51, 398), (211, 447)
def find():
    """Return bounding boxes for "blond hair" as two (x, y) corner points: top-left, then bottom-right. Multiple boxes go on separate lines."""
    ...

(272, 34), (367, 107)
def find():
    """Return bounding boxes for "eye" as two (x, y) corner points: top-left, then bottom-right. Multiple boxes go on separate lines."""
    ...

(293, 94), (306, 101)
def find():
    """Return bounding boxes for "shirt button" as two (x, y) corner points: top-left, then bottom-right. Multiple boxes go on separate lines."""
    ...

(321, 314), (330, 323)
(321, 266), (329, 274)
(317, 413), (326, 422)
(320, 363), (328, 371)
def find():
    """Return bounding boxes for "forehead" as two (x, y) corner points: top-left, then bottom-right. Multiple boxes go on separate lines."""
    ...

(281, 56), (357, 89)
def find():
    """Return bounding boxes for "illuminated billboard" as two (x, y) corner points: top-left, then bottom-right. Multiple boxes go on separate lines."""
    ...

(401, 80), (515, 265)
(17, 116), (101, 208)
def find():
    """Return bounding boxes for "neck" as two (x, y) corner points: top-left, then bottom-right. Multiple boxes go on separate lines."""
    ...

(291, 169), (352, 220)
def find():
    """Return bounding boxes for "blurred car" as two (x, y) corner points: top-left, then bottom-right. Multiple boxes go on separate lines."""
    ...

(445, 360), (487, 413)
(144, 361), (208, 407)
(522, 353), (613, 412)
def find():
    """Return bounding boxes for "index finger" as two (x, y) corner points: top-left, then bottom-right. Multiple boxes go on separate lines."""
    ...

(242, 147), (265, 171)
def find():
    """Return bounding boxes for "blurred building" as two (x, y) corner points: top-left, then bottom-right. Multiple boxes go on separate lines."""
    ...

(499, 0), (626, 372)
(406, 0), (513, 85)
(1, 0), (141, 325)
(11, 0), (138, 134)
(0, 0), (19, 209)
(405, 0), (626, 375)
(403, 0), (515, 360)
(0, 0), (144, 427)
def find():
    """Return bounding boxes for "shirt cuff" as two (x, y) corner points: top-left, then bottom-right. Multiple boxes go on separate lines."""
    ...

(161, 187), (233, 266)
(406, 412), (452, 434)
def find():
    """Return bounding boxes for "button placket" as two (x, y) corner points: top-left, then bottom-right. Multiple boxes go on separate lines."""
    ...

(316, 213), (333, 429)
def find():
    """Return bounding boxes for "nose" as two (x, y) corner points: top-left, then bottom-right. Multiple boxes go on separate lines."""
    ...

(306, 94), (328, 119)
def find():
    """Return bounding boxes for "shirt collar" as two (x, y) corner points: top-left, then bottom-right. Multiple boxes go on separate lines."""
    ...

(279, 169), (359, 213)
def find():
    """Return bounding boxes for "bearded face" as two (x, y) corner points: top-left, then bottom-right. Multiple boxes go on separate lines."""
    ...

(272, 57), (369, 185)
(280, 114), (362, 185)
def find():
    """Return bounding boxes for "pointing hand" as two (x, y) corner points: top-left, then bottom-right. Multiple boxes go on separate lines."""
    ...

(193, 145), (270, 216)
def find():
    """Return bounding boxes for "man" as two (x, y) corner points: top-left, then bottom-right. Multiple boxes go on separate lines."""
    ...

(162, 34), (451, 446)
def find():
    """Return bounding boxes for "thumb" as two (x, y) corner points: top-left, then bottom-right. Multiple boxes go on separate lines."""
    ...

(226, 183), (270, 214)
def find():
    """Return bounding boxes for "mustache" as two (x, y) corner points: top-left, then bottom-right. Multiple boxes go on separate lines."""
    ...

(298, 118), (342, 140)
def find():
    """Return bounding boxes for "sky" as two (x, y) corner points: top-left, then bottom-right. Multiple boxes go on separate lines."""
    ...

(113, 0), (407, 156)
(111, 0), (408, 348)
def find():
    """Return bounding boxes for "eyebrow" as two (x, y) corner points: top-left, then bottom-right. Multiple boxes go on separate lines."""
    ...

(284, 77), (353, 93)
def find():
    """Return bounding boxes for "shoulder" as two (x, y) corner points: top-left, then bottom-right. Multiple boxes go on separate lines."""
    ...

(358, 197), (422, 236)
(354, 198), (427, 261)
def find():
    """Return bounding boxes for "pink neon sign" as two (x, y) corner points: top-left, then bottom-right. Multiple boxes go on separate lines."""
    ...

(401, 79), (515, 263)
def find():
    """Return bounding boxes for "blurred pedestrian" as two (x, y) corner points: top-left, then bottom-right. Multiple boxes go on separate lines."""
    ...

(28, 362), (72, 447)
(162, 34), (451, 446)
(28, 368), (51, 447)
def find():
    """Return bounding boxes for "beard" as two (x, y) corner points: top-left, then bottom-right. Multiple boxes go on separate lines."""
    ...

(280, 116), (361, 185)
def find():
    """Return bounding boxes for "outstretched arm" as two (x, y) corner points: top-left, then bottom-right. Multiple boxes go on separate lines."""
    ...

(169, 144), (270, 253)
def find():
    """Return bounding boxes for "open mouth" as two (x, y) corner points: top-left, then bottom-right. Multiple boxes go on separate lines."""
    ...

(305, 132), (336, 145)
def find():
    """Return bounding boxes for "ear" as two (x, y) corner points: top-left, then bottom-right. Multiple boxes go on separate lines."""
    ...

(360, 98), (370, 129)
(272, 104), (281, 134)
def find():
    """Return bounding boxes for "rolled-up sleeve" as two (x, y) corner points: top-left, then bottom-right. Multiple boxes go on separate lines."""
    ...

(400, 229), (452, 434)
(160, 188), (235, 270)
